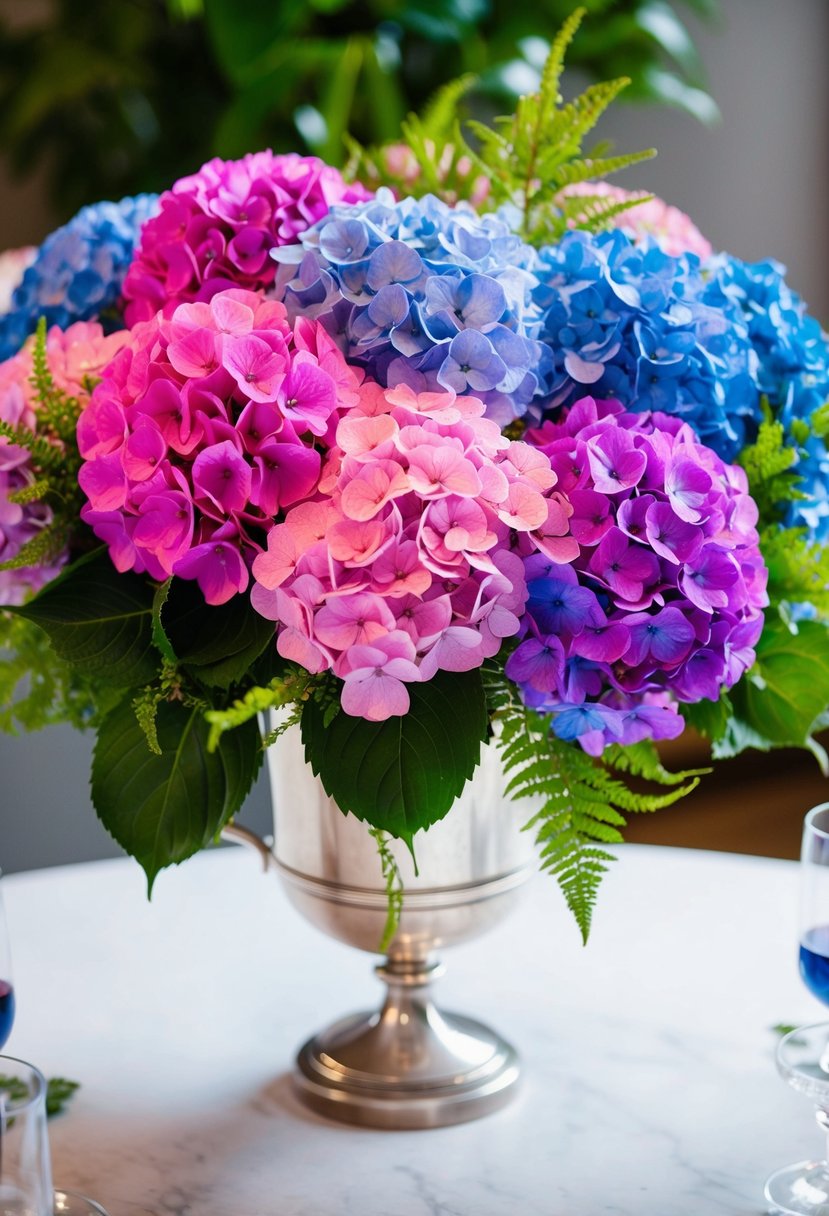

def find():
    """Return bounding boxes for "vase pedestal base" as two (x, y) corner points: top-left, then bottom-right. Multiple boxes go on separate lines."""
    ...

(292, 958), (520, 1129)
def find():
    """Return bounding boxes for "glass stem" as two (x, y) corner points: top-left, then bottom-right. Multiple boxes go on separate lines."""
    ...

(815, 1106), (829, 1161)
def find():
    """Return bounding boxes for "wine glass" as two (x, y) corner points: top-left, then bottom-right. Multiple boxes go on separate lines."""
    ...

(0, 873), (14, 1051)
(0, 1056), (109, 1215)
(764, 803), (829, 1214)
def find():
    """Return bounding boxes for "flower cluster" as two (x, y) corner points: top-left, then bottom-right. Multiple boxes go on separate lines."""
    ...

(531, 229), (760, 459)
(274, 189), (548, 425)
(76, 288), (362, 604)
(251, 382), (574, 719)
(563, 181), (713, 259)
(703, 253), (829, 542)
(0, 196), (158, 362)
(0, 321), (129, 604)
(507, 397), (768, 753)
(123, 153), (370, 326)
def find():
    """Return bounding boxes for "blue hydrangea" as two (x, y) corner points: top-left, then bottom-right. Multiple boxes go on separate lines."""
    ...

(531, 229), (759, 459)
(0, 194), (159, 360)
(702, 254), (829, 542)
(272, 189), (549, 424)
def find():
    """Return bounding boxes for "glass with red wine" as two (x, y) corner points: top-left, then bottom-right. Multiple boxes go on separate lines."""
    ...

(765, 804), (829, 1215)
(0, 873), (13, 1051)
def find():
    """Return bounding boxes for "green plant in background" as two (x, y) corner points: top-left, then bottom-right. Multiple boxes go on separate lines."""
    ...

(0, 0), (718, 221)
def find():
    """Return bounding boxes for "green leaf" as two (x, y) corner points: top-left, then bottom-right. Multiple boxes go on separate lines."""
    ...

(727, 619), (829, 751)
(680, 692), (731, 743)
(160, 578), (274, 687)
(92, 696), (263, 891)
(10, 549), (157, 688)
(300, 669), (488, 846)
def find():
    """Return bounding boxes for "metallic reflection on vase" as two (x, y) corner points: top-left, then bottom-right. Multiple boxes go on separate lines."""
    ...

(264, 725), (536, 1129)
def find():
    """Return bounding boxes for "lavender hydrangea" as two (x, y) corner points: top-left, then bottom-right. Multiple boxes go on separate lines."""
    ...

(0, 195), (158, 361)
(703, 254), (829, 542)
(531, 229), (759, 460)
(272, 189), (549, 425)
(509, 396), (768, 755)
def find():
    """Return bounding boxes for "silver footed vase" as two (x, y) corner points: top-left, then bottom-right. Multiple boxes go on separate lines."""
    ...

(234, 725), (537, 1129)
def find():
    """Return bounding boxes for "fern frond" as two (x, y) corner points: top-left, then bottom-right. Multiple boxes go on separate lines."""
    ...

(204, 667), (316, 752)
(369, 828), (405, 953)
(485, 667), (700, 942)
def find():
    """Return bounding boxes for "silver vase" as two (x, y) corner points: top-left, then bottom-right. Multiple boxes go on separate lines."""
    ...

(230, 726), (536, 1129)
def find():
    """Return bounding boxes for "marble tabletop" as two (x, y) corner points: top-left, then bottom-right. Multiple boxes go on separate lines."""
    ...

(2, 842), (823, 1216)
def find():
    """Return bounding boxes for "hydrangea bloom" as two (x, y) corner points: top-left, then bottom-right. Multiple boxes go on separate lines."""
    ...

(0, 322), (129, 604)
(273, 189), (548, 425)
(563, 181), (713, 259)
(510, 396), (768, 754)
(0, 196), (158, 362)
(76, 288), (362, 605)
(702, 253), (829, 542)
(123, 153), (370, 326)
(532, 228), (758, 459)
(251, 382), (575, 720)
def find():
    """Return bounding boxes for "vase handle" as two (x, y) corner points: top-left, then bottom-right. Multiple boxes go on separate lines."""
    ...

(220, 823), (276, 872)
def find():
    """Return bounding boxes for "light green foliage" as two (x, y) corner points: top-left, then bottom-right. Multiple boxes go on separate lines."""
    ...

(0, 319), (91, 578)
(369, 828), (405, 953)
(0, 1074), (79, 1119)
(485, 670), (699, 942)
(345, 75), (477, 202)
(460, 8), (656, 242)
(737, 410), (829, 621)
(0, 613), (114, 734)
(204, 667), (315, 753)
(346, 7), (655, 243)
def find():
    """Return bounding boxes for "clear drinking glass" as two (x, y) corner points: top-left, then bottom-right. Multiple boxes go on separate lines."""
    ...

(764, 805), (829, 1214)
(0, 1057), (108, 1215)
(0, 874), (15, 1051)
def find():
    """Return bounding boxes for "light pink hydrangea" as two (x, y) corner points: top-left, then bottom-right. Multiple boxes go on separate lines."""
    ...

(122, 152), (371, 325)
(0, 246), (35, 316)
(0, 321), (129, 604)
(251, 382), (576, 721)
(564, 181), (713, 259)
(77, 288), (362, 605)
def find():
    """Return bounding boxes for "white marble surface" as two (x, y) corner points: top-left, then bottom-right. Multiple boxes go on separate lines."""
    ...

(2, 844), (823, 1215)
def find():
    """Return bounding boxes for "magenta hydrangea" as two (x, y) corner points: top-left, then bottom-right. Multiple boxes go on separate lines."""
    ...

(251, 383), (576, 720)
(76, 288), (363, 604)
(1, 322), (129, 604)
(122, 152), (371, 325)
(510, 396), (768, 754)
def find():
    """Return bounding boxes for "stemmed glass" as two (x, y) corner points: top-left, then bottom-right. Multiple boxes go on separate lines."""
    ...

(765, 803), (829, 1214)
(0, 873), (15, 1052)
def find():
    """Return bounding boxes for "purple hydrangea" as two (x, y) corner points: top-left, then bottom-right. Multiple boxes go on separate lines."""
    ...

(702, 254), (829, 543)
(272, 189), (549, 425)
(531, 229), (759, 459)
(0, 195), (158, 361)
(508, 396), (768, 755)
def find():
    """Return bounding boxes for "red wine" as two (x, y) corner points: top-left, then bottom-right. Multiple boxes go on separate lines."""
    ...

(800, 926), (829, 1006)
(0, 980), (13, 1048)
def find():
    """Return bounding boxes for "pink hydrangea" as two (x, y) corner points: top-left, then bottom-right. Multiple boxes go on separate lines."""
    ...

(122, 152), (371, 325)
(563, 181), (713, 259)
(0, 321), (129, 604)
(77, 288), (363, 605)
(0, 246), (35, 316)
(251, 382), (576, 721)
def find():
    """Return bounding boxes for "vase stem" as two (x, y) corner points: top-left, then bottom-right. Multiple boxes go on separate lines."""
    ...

(293, 951), (520, 1129)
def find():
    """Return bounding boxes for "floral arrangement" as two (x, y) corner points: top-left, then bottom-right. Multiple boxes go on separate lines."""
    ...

(2, 12), (828, 941)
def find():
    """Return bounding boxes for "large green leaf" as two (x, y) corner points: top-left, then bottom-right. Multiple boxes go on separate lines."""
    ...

(160, 577), (275, 687)
(92, 696), (263, 891)
(718, 619), (829, 757)
(300, 669), (488, 845)
(10, 549), (157, 687)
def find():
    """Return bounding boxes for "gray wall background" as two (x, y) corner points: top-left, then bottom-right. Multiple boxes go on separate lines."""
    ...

(2, 0), (828, 872)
